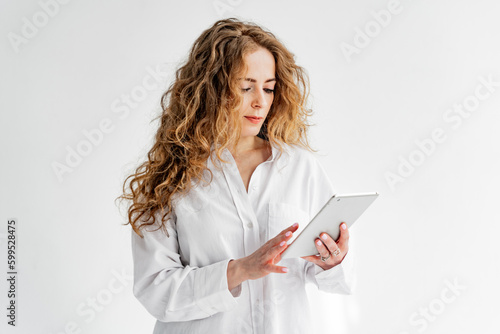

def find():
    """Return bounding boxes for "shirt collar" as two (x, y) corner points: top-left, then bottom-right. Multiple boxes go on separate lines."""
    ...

(209, 140), (288, 169)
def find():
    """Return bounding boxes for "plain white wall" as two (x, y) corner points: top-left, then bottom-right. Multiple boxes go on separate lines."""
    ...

(1, 0), (499, 333)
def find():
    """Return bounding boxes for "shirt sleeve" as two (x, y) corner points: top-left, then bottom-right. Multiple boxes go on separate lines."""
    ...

(131, 209), (241, 322)
(302, 151), (356, 295)
(304, 239), (356, 295)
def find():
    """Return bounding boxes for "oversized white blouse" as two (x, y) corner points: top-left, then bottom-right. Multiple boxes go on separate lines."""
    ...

(131, 142), (355, 334)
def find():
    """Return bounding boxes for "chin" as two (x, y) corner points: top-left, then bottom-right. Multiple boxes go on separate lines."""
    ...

(240, 133), (260, 139)
(240, 124), (260, 135)
(241, 129), (261, 138)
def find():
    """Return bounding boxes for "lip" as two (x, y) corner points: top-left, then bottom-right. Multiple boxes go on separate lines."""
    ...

(244, 116), (263, 124)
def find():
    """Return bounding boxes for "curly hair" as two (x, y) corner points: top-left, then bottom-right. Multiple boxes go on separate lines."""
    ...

(116, 17), (316, 238)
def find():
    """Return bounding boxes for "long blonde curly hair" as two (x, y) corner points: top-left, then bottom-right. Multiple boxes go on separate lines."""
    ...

(117, 18), (316, 238)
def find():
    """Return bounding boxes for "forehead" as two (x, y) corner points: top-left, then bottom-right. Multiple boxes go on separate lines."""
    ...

(241, 48), (275, 80)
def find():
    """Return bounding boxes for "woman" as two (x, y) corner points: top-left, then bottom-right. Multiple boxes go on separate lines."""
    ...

(118, 18), (354, 333)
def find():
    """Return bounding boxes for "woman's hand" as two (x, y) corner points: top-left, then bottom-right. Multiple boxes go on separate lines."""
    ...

(228, 223), (299, 289)
(301, 222), (349, 270)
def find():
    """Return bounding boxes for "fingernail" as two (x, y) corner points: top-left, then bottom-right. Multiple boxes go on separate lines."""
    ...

(282, 268), (288, 272)
(316, 240), (322, 246)
(342, 223), (347, 230)
(321, 234), (327, 240)
(280, 241), (286, 246)
(292, 223), (298, 228)
(285, 231), (291, 237)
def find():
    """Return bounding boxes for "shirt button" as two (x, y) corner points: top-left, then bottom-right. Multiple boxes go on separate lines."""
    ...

(251, 185), (257, 191)
(247, 222), (253, 229)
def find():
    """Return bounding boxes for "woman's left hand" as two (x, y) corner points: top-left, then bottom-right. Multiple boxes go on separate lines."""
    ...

(301, 222), (349, 270)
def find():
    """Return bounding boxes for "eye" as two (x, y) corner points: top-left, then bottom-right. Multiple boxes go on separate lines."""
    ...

(241, 87), (274, 93)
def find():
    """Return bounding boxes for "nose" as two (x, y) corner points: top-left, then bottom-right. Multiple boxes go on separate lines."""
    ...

(251, 89), (268, 109)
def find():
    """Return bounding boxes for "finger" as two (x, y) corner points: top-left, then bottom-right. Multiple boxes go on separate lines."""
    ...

(281, 222), (299, 235)
(336, 222), (349, 251)
(270, 223), (297, 248)
(269, 238), (289, 260)
(265, 262), (289, 274)
(315, 238), (330, 258)
(265, 223), (299, 262)
(278, 230), (294, 245)
(266, 223), (298, 247)
(273, 252), (282, 264)
(301, 254), (321, 265)
(319, 231), (340, 255)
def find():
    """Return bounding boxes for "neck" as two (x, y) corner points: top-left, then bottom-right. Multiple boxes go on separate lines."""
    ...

(229, 136), (267, 158)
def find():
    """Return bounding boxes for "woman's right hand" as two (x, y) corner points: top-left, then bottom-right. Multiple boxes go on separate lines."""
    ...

(230, 222), (299, 285)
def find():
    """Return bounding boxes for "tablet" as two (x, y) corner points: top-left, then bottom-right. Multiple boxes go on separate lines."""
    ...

(279, 192), (379, 260)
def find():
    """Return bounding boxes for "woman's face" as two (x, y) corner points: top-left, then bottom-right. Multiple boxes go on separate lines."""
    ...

(237, 47), (276, 139)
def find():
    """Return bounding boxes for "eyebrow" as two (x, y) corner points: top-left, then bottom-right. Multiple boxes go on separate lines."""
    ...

(239, 77), (276, 83)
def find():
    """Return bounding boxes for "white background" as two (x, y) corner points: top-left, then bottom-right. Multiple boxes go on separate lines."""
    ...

(1, 0), (499, 333)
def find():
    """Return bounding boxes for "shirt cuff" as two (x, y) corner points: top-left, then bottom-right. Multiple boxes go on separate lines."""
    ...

(313, 249), (355, 295)
(193, 258), (241, 316)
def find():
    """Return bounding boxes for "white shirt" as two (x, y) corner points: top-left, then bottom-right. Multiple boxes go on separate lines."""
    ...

(131, 142), (355, 334)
